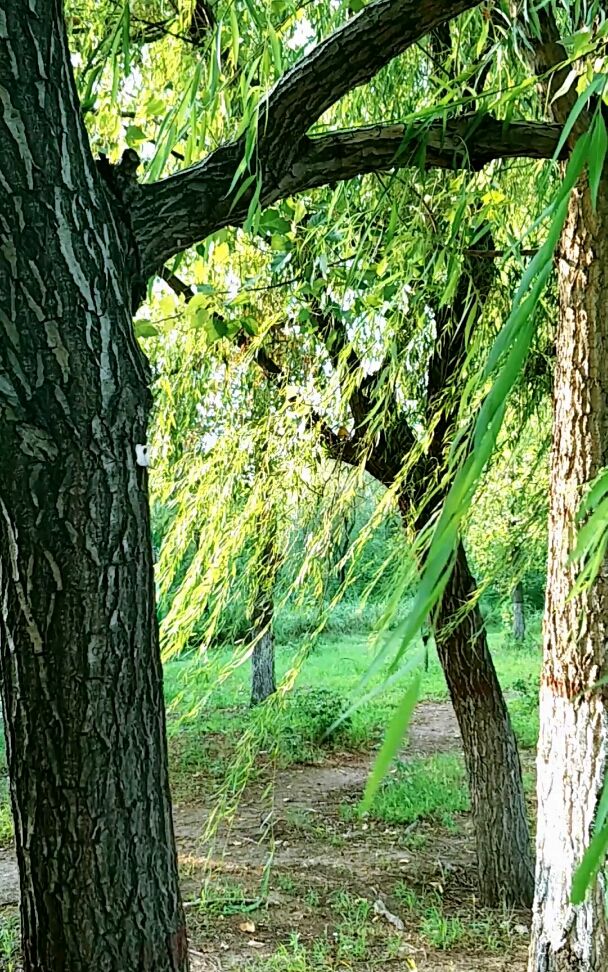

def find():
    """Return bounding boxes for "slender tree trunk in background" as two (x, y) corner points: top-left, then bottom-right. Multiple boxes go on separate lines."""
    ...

(529, 174), (608, 972)
(396, 488), (532, 905)
(433, 541), (534, 907)
(251, 629), (277, 706)
(512, 581), (526, 641)
(0, 7), (187, 971)
(250, 536), (278, 706)
(327, 214), (534, 907)
(406, 219), (532, 907)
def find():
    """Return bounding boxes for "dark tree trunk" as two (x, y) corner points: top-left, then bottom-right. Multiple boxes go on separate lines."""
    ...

(529, 173), (608, 972)
(320, 218), (534, 907)
(512, 581), (526, 641)
(408, 220), (533, 907)
(0, 7), (187, 971)
(251, 630), (277, 706)
(434, 543), (534, 907)
(250, 535), (277, 706)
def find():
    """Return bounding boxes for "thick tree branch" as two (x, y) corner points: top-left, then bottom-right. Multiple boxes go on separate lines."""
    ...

(133, 114), (562, 275)
(259, 0), (479, 171)
(280, 115), (564, 194)
(132, 0), (480, 273)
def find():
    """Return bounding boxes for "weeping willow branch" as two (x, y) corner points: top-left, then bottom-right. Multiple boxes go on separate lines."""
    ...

(134, 113), (563, 274)
(125, 0), (568, 289)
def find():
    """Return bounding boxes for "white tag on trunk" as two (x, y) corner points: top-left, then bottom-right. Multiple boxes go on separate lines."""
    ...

(135, 444), (150, 467)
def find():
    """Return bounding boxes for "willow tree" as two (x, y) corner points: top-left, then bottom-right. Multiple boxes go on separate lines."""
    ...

(525, 10), (608, 971)
(0, 0), (593, 969)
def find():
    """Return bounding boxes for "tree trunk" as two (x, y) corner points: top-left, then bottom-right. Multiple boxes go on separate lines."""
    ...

(0, 7), (187, 971)
(529, 174), (608, 972)
(251, 629), (277, 706)
(397, 217), (533, 907)
(512, 581), (526, 641)
(434, 542), (534, 907)
(249, 531), (277, 706)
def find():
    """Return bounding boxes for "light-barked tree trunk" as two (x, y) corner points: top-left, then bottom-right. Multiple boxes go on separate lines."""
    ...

(529, 171), (608, 972)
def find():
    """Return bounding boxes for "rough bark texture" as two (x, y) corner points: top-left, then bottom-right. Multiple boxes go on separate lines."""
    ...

(251, 630), (277, 706)
(0, 5), (187, 970)
(133, 116), (563, 276)
(250, 533), (278, 706)
(512, 581), (526, 641)
(529, 173), (608, 972)
(416, 226), (532, 906)
(434, 544), (534, 905)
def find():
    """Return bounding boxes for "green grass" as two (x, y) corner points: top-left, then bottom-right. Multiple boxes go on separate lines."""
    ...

(344, 754), (469, 826)
(245, 891), (399, 970)
(0, 782), (12, 849)
(163, 613), (542, 767)
(0, 913), (19, 971)
(243, 881), (521, 970)
(393, 883), (521, 952)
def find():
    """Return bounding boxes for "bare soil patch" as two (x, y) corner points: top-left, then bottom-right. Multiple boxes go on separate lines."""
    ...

(0, 702), (530, 971)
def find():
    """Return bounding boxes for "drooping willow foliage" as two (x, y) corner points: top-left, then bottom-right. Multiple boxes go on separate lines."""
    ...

(64, 0), (608, 894)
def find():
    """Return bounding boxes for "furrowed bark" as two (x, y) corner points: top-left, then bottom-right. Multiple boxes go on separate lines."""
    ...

(259, 0), (479, 165)
(0, 5), (187, 970)
(250, 532), (278, 706)
(529, 171), (608, 972)
(251, 631), (276, 706)
(434, 543), (534, 905)
(281, 117), (564, 194)
(421, 227), (533, 907)
(133, 115), (562, 275)
(522, 7), (608, 967)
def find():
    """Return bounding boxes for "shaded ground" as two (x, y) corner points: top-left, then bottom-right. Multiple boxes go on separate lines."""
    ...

(0, 702), (530, 970)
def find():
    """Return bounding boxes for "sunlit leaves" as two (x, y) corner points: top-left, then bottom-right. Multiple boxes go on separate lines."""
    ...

(588, 111), (608, 208)
(568, 468), (608, 598)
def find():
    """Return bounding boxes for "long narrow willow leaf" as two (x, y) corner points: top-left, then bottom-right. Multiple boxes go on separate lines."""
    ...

(362, 124), (592, 794)
(361, 670), (422, 812)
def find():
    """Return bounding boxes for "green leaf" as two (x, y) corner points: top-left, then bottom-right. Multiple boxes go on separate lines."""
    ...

(121, 1), (131, 76)
(270, 234), (291, 252)
(229, 5), (240, 66)
(572, 822), (608, 904)
(361, 671), (422, 812)
(594, 775), (608, 834)
(242, 316), (258, 336)
(145, 96), (165, 118)
(553, 74), (605, 161)
(588, 113), (608, 210)
(270, 250), (292, 274)
(550, 68), (580, 105)
(125, 125), (146, 148)
(135, 320), (159, 338)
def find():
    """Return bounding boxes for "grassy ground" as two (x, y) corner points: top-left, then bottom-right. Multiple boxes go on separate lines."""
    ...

(0, 608), (541, 971)
(162, 611), (541, 796)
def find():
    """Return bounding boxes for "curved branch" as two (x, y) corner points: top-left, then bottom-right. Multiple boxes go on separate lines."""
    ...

(259, 0), (479, 171)
(279, 115), (564, 194)
(132, 0), (481, 273)
(133, 114), (562, 275)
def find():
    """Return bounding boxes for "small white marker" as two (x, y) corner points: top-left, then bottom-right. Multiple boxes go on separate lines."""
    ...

(135, 444), (149, 467)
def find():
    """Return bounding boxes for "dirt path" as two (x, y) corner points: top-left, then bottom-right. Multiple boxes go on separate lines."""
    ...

(0, 702), (530, 970)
